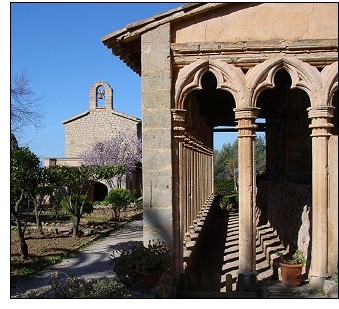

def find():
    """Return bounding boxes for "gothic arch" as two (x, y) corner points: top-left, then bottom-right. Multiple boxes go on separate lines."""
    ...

(321, 61), (338, 106)
(246, 56), (323, 107)
(174, 59), (247, 109)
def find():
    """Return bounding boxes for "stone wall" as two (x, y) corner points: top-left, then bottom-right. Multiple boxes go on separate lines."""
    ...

(64, 109), (140, 158)
(256, 180), (312, 261)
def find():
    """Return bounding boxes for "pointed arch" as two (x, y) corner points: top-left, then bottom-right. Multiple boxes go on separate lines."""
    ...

(246, 57), (323, 107)
(174, 59), (246, 109)
(321, 61), (338, 106)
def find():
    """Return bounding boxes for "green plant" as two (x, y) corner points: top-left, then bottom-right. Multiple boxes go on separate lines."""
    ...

(111, 240), (172, 286)
(277, 249), (307, 265)
(48, 274), (132, 298)
(19, 266), (35, 276)
(219, 194), (239, 212)
(46, 255), (64, 265)
(103, 188), (135, 221)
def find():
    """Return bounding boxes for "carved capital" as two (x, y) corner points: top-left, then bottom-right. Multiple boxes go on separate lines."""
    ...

(234, 107), (260, 138)
(307, 106), (334, 137)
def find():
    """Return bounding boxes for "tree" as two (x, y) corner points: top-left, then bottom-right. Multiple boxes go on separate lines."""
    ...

(255, 135), (266, 175)
(27, 167), (61, 235)
(53, 165), (95, 237)
(214, 140), (238, 180)
(80, 132), (141, 188)
(11, 69), (43, 133)
(11, 146), (40, 259)
(103, 188), (135, 221)
(214, 136), (266, 180)
(93, 165), (126, 191)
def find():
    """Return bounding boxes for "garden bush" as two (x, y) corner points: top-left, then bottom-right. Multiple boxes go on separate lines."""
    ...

(103, 188), (135, 221)
(214, 178), (236, 196)
(50, 275), (132, 298)
(219, 194), (239, 212)
(110, 240), (172, 287)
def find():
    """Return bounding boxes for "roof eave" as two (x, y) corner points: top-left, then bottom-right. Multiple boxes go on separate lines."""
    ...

(102, 3), (228, 75)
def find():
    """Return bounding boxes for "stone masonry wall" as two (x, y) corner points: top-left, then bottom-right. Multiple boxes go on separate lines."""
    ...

(256, 180), (312, 260)
(64, 110), (139, 158)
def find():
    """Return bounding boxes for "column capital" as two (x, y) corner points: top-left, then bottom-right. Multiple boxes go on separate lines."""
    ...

(234, 107), (260, 138)
(307, 106), (334, 137)
(234, 107), (260, 120)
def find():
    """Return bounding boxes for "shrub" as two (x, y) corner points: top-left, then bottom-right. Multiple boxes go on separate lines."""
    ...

(111, 240), (172, 286)
(219, 194), (239, 212)
(103, 188), (135, 221)
(214, 179), (236, 196)
(50, 275), (132, 298)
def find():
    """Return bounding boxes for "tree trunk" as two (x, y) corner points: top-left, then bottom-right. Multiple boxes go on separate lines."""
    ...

(11, 190), (29, 259)
(15, 217), (28, 259)
(35, 207), (44, 235)
(72, 215), (81, 238)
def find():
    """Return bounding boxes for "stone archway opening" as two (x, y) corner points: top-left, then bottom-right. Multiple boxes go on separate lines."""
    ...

(255, 68), (312, 277)
(93, 181), (108, 202)
(175, 58), (337, 289)
(181, 70), (239, 281)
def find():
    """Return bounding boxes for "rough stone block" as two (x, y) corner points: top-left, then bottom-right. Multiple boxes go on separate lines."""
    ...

(141, 71), (171, 90)
(142, 128), (171, 149)
(143, 207), (173, 246)
(142, 108), (171, 128)
(142, 90), (171, 109)
(142, 149), (172, 171)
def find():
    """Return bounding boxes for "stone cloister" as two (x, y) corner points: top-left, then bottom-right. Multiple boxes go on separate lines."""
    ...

(172, 56), (338, 283)
(102, 3), (338, 287)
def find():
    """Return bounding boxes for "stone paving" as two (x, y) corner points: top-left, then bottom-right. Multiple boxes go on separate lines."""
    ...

(186, 207), (332, 298)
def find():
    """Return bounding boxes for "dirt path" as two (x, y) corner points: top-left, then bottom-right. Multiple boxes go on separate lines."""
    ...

(10, 218), (143, 298)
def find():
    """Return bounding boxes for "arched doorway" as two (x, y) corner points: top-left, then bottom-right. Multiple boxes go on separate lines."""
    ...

(255, 68), (312, 277)
(93, 182), (108, 202)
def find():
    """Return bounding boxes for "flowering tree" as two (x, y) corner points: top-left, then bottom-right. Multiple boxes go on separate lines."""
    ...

(80, 132), (141, 189)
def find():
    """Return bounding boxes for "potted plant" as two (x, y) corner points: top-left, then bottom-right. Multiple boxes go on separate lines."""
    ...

(276, 249), (307, 286)
(110, 240), (172, 289)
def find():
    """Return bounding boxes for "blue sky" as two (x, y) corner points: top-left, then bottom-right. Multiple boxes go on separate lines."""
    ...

(8, 1), (240, 164)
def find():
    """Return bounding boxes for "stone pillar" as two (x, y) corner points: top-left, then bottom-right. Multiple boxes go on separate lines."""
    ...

(172, 109), (187, 275)
(307, 106), (334, 283)
(141, 24), (173, 246)
(234, 107), (260, 274)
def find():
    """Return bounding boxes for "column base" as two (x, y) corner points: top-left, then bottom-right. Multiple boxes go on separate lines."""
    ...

(309, 273), (331, 285)
(236, 271), (258, 292)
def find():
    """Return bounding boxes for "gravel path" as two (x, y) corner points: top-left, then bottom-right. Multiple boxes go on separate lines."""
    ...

(10, 218), (143, 298)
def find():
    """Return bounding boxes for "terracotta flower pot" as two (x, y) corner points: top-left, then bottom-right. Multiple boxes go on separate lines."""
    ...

(279, 261), (303, 286)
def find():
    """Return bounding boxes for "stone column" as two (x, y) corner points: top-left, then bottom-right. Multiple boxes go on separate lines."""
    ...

(307, 106), (334, 283)
(234, 107), (259, 274)
(141, 24), (173, 246)
(172, 109), (187, 275)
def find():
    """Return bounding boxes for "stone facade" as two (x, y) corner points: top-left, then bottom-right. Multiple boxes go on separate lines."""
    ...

(45, 81), (142, 198)
(102, 2), (338, 284)
(64, 81), (141, 158)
